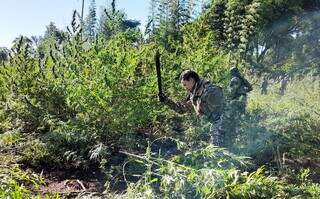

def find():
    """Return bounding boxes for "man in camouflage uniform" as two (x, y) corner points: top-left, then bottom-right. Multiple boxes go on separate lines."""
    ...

(279, 75), (288, 96)
(228, 67), (252, 115)
(260, 75), (268, 95)
(159, 70), (225, 146)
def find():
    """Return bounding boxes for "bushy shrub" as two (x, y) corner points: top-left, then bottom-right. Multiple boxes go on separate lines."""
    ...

(0, 166), (60, 198)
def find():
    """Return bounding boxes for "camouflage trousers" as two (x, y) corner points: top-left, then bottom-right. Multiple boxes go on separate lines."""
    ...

(209, 117), (225, 146)
(209, 107), (241, 147)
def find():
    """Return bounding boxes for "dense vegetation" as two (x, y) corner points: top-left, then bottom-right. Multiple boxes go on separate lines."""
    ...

(0, 0), (320, 198)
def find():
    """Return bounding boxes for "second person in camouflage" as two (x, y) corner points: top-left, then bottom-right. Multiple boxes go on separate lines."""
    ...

(229, 67), (252, 115)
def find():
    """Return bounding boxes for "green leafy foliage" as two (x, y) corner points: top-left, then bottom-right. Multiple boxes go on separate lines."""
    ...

(0, 166), (60, 198)
(1, 0), (320, 198)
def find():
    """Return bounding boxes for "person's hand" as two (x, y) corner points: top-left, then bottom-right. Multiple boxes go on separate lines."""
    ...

(158, 93), (168, 102)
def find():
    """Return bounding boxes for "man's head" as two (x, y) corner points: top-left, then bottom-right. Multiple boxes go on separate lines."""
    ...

(230, 66), (240, 77)
(180, 70), (200, 92)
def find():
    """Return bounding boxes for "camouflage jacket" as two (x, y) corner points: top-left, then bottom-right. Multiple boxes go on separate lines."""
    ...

(229, 76), (252, 99)
(165, 79), (225, 122)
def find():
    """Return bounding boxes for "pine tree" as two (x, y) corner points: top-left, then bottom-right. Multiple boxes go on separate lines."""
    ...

(145, 0), (159, 35)
(85, 0), (97, 40)
(98, 0), (140, 39)
(37, 22), (66, 59)
(98, 0), (121, 38)
(152, 0), (195, 44)
(0, 47), (10, 64)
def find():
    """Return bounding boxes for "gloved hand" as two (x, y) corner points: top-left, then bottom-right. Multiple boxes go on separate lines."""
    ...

(158, 93), (168, 102)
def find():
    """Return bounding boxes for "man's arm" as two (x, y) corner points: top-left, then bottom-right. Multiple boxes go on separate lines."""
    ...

(159, 93), (193, 114)
(229, 77), (241, 98)
(243, 78), (253, 92)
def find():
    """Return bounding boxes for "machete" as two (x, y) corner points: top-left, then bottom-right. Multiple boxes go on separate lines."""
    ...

(155, 49), (163, 99)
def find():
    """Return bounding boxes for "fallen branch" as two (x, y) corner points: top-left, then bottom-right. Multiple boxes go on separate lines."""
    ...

(76, 179), (86, 191)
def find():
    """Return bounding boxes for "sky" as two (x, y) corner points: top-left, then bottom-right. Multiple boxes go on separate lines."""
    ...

(0, 0), (149, 48)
